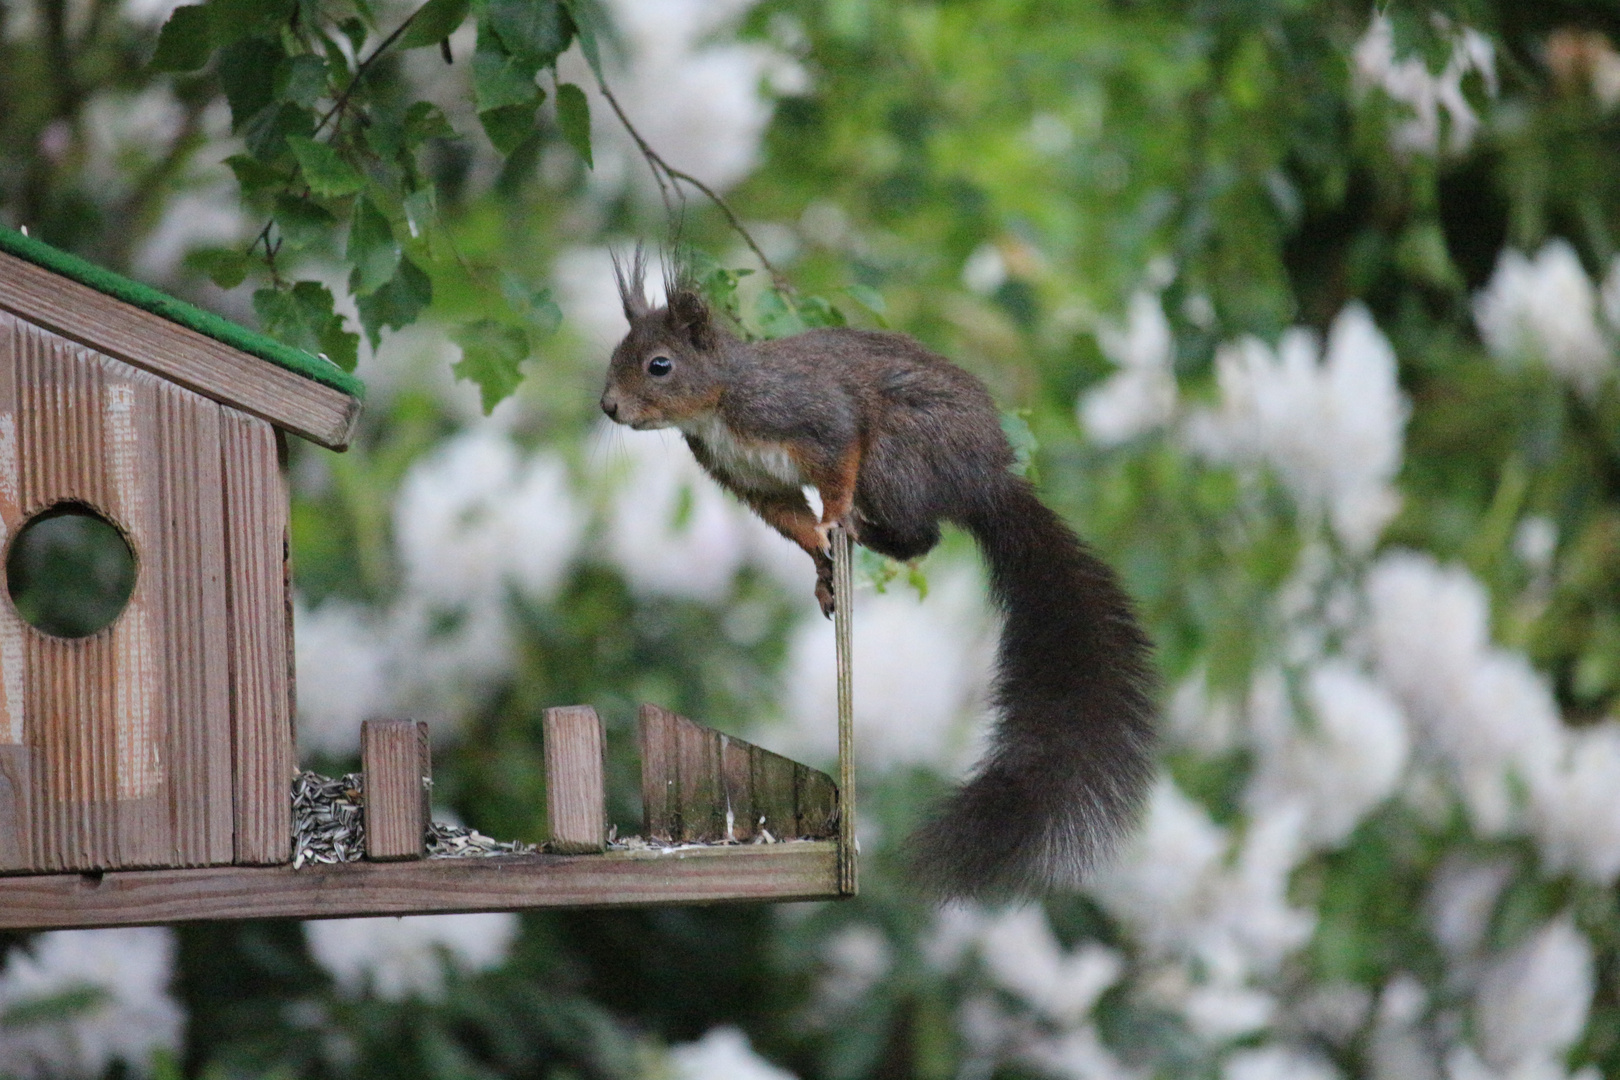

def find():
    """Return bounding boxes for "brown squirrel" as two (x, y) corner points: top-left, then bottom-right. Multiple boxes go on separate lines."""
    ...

(599, 253), (1156, 899)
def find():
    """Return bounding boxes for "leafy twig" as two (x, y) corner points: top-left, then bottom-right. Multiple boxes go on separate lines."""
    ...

(315, 5), (431, 136)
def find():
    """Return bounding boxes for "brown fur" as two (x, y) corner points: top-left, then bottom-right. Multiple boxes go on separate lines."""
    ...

(599, 264), (1157, 899)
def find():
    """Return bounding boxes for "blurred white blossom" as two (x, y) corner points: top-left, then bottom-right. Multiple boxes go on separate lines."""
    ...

(1474, 241), (1613, 398)
(1353, 12), (1497, 155)
(814, 924), (892, 1009)
(1427, 856), (1516, 962)
(1080, 291), (1178, 446)
(1187, 304), (1407, 551)
(304, 913), (518, 1000)
(294, 597), (396, 756)
(1531, 720), (1620, 885)
(0, 929), (182, 1078)
(1224, 1044), (1343, 1080)
(779, 562), (995, 771)
(1244, 662), (1410, 849)
(1022, 1024), (1147, 1080)
(1363, 551), (1562, 834)
(1473, 917), (1594, 1075)
(669, 1027), (798, 1080)
(977, 907), (1122, 1025)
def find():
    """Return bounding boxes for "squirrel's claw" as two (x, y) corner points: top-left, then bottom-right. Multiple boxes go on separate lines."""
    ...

(815, 577), (836, 618)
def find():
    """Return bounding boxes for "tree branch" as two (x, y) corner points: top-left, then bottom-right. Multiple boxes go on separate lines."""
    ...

(593, 76), (791, 292)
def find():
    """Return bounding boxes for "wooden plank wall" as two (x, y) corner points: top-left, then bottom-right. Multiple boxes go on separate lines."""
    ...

(639, 704), (838, 844)
(0, 313), (293, 872)
(544, 705), (606, 853)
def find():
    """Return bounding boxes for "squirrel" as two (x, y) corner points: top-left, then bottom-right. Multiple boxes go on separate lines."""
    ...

(598, 252), (1157, 899)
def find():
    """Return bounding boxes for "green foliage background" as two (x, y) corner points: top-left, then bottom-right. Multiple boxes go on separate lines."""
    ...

(2, 0), (1620, 1077)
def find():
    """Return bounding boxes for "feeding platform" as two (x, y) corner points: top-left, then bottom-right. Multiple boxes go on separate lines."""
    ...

(0, 228), (856, 929)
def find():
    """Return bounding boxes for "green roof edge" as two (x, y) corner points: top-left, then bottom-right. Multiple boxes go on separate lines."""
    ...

(0, 226), (364, 401)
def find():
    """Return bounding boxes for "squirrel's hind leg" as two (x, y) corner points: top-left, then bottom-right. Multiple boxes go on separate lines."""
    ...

(853, 514), (940, 562)
(738, 487), (839, 616)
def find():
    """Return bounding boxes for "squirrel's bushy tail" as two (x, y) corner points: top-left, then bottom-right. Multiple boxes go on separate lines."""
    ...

(909, 476), (1157, 899)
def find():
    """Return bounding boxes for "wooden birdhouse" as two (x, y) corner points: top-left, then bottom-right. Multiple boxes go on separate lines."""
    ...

(0, 228), (854, 929)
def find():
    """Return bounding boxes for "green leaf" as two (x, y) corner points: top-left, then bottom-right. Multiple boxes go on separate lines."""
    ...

(254, 282), (358, 370)
(403, 101), (456, 144)
(754, 289), (806, 338)
(500, 274), (562, 335)
(346, 196), (400, 295)
(184, 247), (251, 290)
(1000, 409), (1039, 479)
(559, 0), (604, 80)
(489, 0), (571, 65)
(241, 102), (314, 162)
(273, 54), (329, 108)
(272, 194), (336, 249)
(337, 16), (367, 55)
(395, 0), (471, 50)
(224, 154), (289, 196)
(451, 319), (530, 413)
(479, 104), (539, 155)
(209, 0), (295, 47)
(218, 38), (284, 130)
(356, 256), (433, 348)
(472, 37), (542, 111)
(842, 284), (887, 316)
(555, 82), (592, 168)
(287, 135), (364, 196)
(403, 185), (437, 238)
(149, 4), (213, 72)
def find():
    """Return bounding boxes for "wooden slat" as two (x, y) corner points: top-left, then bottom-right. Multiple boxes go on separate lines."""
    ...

(543, 706), (606, 854)
(0, 842), (842, 929)
(0, 747), (30, 871)
(639, 703), (678, 841)
(637, 704), (838, 844)
(4, 315), (235, 871)
(0, 250), (359, 450)
(220, 408), (293, 865)
(362, 720), (430, 861)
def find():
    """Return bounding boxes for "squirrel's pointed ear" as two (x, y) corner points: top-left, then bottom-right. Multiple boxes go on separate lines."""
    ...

(667, 289), (717, 350)
(613, 246), (651, 322)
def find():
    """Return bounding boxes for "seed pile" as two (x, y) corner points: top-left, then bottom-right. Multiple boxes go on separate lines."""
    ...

(291, 770), (365, 869)
(290, 770), (537, 867)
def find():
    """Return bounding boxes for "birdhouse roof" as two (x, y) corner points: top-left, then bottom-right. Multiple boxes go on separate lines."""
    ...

(0, 225), (362, 450)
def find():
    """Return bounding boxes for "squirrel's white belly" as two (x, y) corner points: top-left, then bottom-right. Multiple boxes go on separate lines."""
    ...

(680, 415), (803, 490)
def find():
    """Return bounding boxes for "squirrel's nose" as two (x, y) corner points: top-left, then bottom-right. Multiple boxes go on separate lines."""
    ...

(600, 393), (619, 420)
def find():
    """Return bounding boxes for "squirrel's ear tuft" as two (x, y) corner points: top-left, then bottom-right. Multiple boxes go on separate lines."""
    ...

(666, 288), (717, 350)
(613, 245), (651, 322)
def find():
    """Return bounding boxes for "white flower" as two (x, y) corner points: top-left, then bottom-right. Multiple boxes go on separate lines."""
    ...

(669, 1027), (798, 1080)
(779, 562), (995, 771)
(1179, 981), (1278, 1043)
(1245, 663), (1411, 849)
(1427, 855), (1515, 960)
(1474, 917), (1594, 1072)
(1080, 291), (1178, 446)
(1186, 304), (1407, 551)
(304, 913), (518, 1000)
(1353, 13), (1497, 155)
(1531, 720), (1620, 884)
(294, 597), (395, 756)
(962, 243), (1009, 295)
(1022, 1024), (1147, 1080)
(395, 428), (584, 608)
(977, 907), (1123, 1025)
(1474, 241), (1612, 398)
(815, 924), (892, 1009)
(1223, 1044), (1343, 1080)
(1445, 1043), (1601, 1080)
(1363, 551), (1562, 834)
(0, 928), (183, 1078)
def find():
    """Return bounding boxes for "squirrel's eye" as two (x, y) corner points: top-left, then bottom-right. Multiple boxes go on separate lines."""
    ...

(647, 356), (673, 377)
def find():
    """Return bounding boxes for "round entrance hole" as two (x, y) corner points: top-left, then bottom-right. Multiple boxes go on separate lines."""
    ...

(6, 505), (137, 638)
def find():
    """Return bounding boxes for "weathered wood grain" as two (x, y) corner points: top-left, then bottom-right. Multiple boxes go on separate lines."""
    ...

(637, 704), (839, 843)
(1, 314), (235, 872)
(362, 720), (430, 861)
(543, 706), (606, 854)
(0, 747), (30, 871)
(0, 841), (842, 929)
(220, 408), (293, 865)
(0, 250), (359, 450)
